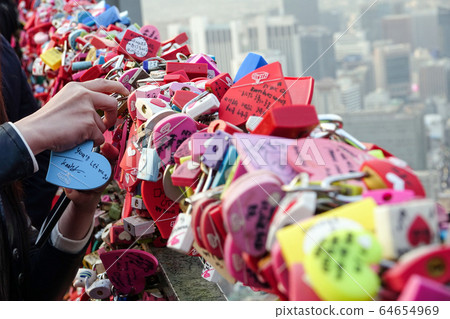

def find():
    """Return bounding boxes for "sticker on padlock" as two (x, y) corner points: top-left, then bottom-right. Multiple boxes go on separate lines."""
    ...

(136, 98), (171, 121)
(167, 213), (195, 254)
(123, 215), (155, 238)
(304, 229), (382, 301)
(375, 199), (440, 259)
(137, 147), (161, 182)
(118, 29), (161, 62)
(185, 93), (220, 120)
(110, 224), (134, 246)
(222, 170), (285, 257)
(202, 261), (222, 283)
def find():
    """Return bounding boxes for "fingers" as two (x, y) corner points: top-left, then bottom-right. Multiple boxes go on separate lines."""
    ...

(91, 126), (105, 147)
(88, 92), (118, 129)
(93, 112), (107, 133)
(80, 79), (130, 97)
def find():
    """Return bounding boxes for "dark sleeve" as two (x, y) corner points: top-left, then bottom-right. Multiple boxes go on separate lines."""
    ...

(0, 123), (35, 185)
(27, 237), (89, 301)
(1, 35), (58, 228)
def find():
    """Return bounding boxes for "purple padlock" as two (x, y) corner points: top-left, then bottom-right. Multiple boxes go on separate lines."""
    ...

(190, 132), (215, 163)
(152, 114), (197, 166)
(222, 170), (285, 257)
(201, 130), (232, 170)
(234, 133), (298, 184)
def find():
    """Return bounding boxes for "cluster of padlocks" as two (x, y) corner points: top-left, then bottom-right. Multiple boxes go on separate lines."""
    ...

(18, 0), (450, 301)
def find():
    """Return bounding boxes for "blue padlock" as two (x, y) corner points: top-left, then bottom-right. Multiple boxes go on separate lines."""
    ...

(233, 53), (268, 83)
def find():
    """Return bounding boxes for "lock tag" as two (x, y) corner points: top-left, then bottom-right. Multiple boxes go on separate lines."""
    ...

(167, 213), (195, 254)
(137, 147), (161, 182)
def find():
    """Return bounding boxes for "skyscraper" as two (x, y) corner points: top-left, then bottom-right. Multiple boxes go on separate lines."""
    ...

(419, 59), (450, 101)
(374, 43), (411, 99)
(382, 15), (413, 46)
(298, 26), (336, 80)
(280, 0), (319, 26)
(438, 6), (450, 58)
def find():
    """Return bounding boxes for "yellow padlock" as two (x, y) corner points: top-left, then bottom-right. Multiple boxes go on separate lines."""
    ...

(40, 48), (62, 71)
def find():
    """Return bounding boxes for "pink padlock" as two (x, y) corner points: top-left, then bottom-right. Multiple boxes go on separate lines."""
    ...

(135, 85), (160, 99)
(140, 25), (160, 42)
(363, 189), (415, 205)
(151, 114), (197, 165)
(222, 170), (285, 257)
(223, 235), (269, 289)
(398, 274), (450, 301)
(271, 241), (290, 295)
(169, 82), (202, 98)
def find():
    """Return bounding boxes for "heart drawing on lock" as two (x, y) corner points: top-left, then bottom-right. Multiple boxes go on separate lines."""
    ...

(100, 249), (159, 295)
(46, 140), (111, 190)
(408, 215), (432, 246)
(125, 37), (149, 58)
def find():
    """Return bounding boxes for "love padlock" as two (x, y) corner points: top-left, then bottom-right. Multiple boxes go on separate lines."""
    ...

(123, 215), (155, 238)
(118, 29), (161, 62)
(205, 72), (233, 101)
(167, 212), (195, 254)
(374, 199), (440, 259)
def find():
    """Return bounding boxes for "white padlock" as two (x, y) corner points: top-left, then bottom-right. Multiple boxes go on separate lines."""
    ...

(136, 98), (170, 120)
(201, 262), (222, 283)
(85, 278), (112, 300)
(123, 215), (155, 238)
(185, 93), (220, 120)
(137, 147), (161, 182)
(167, 213), (194, 254)
(73, 268), (97, 288)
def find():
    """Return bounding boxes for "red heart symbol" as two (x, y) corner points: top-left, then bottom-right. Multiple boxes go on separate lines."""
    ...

(408, 215), (432, 246)
(219, 62), (292, 126)
(141, 168), (183, 239)
(202, 269), (211, 278)
(100, 249), (158, 295)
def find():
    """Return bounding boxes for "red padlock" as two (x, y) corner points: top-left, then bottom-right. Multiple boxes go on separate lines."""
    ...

(205, 73), (233, 101)
(118, 29), (161, 62)
(360, 158), (426, 197)
(252, 105), (319, 138)
(161, 44), (192, 61)
(166, 62), (208, 79)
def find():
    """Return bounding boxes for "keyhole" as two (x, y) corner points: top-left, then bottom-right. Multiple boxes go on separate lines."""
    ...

(382, 192), (392, 202)
(142, 105), (147, 114)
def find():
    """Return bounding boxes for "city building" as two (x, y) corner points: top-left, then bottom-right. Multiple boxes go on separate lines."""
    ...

(418, 59), (450, 101)
(280, 0), (319, 26)
(339, 108), (427, 170)
(338, 77), (363, 112)
(312, 78), (344, 114)
(333, 31), (371, 63)
(374, 43), (412, 99)
(411, 9), (439, 51)
(298, 26), (336, 80)
(438, 6), (450, 58)
(382, 14), (413, 46)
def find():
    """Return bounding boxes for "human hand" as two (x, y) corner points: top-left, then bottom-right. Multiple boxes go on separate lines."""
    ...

(58, 143), (119, 240)
(15, 79), (129, 154)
